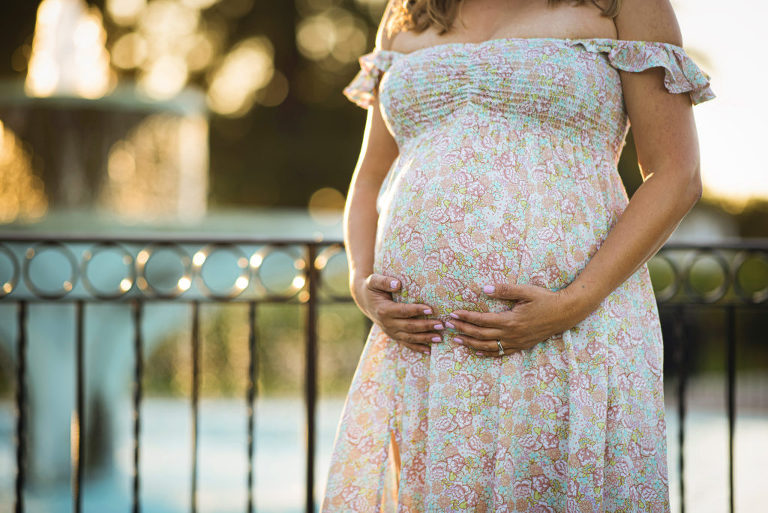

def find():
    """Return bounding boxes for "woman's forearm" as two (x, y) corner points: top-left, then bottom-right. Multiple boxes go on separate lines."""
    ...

(564, 168), (702, 318)
(343, 176), (381, 307)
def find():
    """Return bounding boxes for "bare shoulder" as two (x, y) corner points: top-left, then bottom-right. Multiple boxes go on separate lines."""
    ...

(613, 0), (683, 46)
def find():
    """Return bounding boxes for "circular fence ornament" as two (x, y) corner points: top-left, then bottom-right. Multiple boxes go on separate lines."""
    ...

(81, 242), (136, 299)
(23, 241), (79, 299)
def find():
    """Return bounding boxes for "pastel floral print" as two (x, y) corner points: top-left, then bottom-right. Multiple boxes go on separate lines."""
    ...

(321, 37), (715, 512)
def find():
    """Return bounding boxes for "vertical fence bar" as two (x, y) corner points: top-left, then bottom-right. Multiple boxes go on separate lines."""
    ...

(673, 305), (687, 513)
(305, 244), (318, 513)
(246, 301), (258, 513)
(132, 299), (144, 513)
(191, 300), (201, 513)
(73, 300), (85, 513)
(726, 305), (736, 513)
(14, 300), (28, 513)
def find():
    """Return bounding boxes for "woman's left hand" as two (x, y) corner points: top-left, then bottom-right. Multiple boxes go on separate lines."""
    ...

(446, 283), (592, 357)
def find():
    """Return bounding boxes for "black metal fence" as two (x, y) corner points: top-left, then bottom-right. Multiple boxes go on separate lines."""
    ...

(0, 233), (766, 513)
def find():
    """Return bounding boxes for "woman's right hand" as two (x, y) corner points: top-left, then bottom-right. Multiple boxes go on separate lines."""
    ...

(353, 273), (444, 354)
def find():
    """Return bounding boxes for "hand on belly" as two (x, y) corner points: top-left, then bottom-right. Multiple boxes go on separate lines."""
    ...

(446, 282), (591, 357)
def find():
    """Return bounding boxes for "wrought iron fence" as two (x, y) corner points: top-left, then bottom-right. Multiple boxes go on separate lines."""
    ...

(0, 233), (766, 513)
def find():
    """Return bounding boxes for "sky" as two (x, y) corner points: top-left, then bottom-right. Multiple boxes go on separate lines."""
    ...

(671, 0), (766, 208)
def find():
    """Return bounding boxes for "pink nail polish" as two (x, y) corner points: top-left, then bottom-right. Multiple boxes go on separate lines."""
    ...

(423, 308), (433, 315)
(483, 285), (495, 294)
(431, 336), (441, 342)
(454, 337), (464, 344)
(434, 323), (444, 330)
(391, 280), (398, 289)
(449, 313), (459, 319)
(445, 321), (455, 329)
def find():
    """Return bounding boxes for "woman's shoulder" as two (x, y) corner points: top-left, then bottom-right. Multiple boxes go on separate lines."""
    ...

(613, 0), (684, 47)
(596, 0), (715, 105)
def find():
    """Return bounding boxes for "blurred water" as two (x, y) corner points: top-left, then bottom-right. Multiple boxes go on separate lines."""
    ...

(0, 397), (346, 513)
(0, 397), (765, 512)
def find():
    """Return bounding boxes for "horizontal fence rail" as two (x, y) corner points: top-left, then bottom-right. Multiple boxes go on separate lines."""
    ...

(0, 233), (766, 513)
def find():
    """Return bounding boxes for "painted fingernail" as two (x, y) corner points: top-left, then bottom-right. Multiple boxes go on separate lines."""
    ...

(483, 285), (495, 294)
(431, 336), (441, 342)
(454, 337), (464, 344)
(434, 323), (444, 330)
(449, 312), (460, 319)
(445, 321), (455, 329)
(423, 308), (433, 315)
(390, 280), (399, 289)
(476, 352), (485, 356)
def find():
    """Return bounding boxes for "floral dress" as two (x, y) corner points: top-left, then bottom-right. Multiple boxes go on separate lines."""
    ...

(321, 37), (716, 512)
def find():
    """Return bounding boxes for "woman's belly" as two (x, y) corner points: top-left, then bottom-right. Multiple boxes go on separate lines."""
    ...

(372, 131), (624, 318)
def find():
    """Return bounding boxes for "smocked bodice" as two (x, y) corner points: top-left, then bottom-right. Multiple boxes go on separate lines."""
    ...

(344, 37), (715, 156)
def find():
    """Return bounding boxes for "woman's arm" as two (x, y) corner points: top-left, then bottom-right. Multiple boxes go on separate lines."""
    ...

(345, 1), (444, 353)
(563, 0), (703, 317)
(345, 95), (397, 295)
(345, 0), (400, 303)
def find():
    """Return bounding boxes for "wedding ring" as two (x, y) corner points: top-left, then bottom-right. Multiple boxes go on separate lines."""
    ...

(496, 339), (504, 356)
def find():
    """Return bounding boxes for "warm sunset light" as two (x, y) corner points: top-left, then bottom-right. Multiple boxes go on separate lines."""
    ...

(193, 251), (207, 266)
(249, 254), (263, 268)
(672, 0), (767, 209)
(0, 2), (766, 513)
(234, 276), (249, 290)
(177, 276), (192, 291)
(105, 0), (147, 26)
(25, 0), (113, 98)
(0, 121), (48, 223)
(102, 114), (209, 221)
(308, 187), (345, 226)
(206, 36), (275, 116)
(296, 7), (368, 64)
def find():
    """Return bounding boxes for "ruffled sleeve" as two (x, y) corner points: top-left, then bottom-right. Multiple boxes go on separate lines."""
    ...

(571, 39), (716, 105)
(343, 49), (398, 109)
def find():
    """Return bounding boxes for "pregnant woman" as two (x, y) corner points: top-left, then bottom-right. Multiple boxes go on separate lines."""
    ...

(322, 0), (715, 510)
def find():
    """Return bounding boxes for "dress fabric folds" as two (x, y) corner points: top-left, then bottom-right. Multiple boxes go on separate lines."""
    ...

(321, 37), (716, 513)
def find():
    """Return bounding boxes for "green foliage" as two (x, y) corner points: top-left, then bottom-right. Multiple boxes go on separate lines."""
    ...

(141, 301), (369, 399)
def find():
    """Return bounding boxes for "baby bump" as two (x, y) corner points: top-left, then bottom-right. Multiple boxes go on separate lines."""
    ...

(372, 164), (529, 317)
(373, 164), (615, 318)
(373, 224), (515, 318)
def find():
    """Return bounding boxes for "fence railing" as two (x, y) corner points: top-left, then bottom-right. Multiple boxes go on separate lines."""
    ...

(0, 233), (766, 513)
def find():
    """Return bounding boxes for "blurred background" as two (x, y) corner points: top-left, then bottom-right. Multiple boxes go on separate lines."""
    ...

(0, 0), (766, 512)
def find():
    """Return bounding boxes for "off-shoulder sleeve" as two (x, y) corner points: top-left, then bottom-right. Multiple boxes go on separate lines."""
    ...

(342, 50), (398, 109)
(571, 39), (716, 105)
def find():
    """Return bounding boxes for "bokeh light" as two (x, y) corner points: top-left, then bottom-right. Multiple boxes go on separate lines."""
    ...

(308, 187), (345, 226)
(26, 0), (113, 99)
(21, 0), (293, 116)
(106, 0), (147, 26)
(0, 121), (48, 224)
(102, 114), (208, 222)
(139, 53), (189, 99)
(296, 7), (368, 66)
(206, 36), (275, 116)
(111, 32), (148, 69)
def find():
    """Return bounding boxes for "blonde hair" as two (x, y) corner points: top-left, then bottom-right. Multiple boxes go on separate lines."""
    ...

(386, 0), (623, 37)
